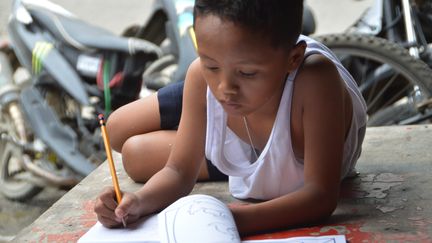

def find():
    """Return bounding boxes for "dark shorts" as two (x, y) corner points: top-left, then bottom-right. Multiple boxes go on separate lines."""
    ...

(157, 81), (184, 130)
(157, 81), (228, 181)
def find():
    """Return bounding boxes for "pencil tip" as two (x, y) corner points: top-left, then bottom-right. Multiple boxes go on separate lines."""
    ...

(98, 114), (104, 120)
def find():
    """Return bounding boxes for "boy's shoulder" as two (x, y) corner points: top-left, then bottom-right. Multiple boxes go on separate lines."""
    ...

(296, 53), (342, 85)
(300, 53), (338, 77)
(294, 53), (346, 102)
(185, 58), (206, 86)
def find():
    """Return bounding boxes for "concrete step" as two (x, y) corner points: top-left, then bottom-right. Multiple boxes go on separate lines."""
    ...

(12, 125), (432, 242)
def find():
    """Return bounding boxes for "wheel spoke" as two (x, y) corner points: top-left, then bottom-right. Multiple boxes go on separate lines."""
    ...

(366, 72), (399, 112)
(381, 83), (411, 108)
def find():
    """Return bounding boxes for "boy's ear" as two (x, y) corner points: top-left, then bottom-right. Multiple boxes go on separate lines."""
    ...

(287, 40), (307, 71)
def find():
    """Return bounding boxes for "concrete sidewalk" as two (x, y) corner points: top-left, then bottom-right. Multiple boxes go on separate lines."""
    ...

(0, 0), (378, 240)
(11, 125), (432, 242)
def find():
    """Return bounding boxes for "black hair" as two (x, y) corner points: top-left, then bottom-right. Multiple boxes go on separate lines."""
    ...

(193, 0), (303, 50)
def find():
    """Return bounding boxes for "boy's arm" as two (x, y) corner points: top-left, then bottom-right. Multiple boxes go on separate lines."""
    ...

(231, 55), (348, 235)
(131, 59), (207, 216)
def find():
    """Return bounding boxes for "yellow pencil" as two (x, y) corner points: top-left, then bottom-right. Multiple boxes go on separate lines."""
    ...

(98, 114), (127, 227)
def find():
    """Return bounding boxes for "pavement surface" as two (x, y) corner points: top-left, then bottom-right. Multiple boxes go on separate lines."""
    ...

(0, 0), (373, 241)
(12, 125), (432, 242)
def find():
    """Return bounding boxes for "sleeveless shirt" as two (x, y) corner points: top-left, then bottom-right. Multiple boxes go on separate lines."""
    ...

(205, 35), (367, 200)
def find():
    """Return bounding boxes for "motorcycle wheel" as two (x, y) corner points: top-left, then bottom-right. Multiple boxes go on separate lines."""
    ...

(315, 34), (432, 126)
(0, 109), (42, 201)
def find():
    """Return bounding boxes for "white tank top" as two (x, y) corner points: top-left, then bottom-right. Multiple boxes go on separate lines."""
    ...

(205, 35), (367, 200)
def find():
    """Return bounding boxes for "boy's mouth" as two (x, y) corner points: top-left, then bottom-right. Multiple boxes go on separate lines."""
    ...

(220, 100), (242, 111)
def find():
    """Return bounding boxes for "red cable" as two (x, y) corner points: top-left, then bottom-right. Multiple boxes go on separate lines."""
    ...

(96, 58), (124, 90)
(96, 58), (104, 90)
(109, 72), (124, 88)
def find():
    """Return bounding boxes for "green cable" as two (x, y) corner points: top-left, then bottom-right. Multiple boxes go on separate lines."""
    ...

(103, 60), (112, 116)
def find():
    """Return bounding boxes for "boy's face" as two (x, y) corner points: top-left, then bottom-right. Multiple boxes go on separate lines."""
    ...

(195, 14), (304, 116)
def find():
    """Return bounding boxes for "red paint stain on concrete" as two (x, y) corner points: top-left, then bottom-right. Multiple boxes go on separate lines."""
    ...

(31, 226), (43, 232)
(243, 222), (430, 242)
(30, 200), (98, 242)
(35, 231), (87, 243)
(242, 221), (432, 242)
(242, 222), (373, 241)
(80, 200), (97, 228)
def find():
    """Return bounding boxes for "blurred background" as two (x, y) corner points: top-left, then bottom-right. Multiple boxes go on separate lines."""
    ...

(0, 0), (374, 38)
(0, 0), (373, 241)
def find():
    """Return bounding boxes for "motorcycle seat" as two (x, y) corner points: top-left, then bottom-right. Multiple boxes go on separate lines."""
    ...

(26, 5), (161, 56)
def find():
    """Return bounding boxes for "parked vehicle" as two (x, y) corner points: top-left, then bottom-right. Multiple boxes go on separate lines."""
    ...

(0, 0), (162, 201)
(317, 0), (432, 126)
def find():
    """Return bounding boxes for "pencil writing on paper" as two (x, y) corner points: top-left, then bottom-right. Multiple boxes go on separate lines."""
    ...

(98, 114), (127, 228)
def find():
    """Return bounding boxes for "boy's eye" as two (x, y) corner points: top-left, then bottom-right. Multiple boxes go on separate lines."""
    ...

(205, 66), (219, 71)
(239, 70), (257, 77)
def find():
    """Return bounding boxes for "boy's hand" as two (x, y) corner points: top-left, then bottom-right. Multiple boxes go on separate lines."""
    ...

(94, 187), (142, 228)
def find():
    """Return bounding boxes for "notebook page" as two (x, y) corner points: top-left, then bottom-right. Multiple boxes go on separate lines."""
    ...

(78, 215), (159, 243)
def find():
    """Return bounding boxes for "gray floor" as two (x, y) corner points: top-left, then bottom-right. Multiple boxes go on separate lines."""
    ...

(0, 0), (374, 241)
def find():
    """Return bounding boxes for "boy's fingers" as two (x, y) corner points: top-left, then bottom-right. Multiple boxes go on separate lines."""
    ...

(94, 187), (122, 221)
(94, 198), (117, 219)
(99, 187), (118, 210)
(121, 214), (141, 226)
(97, 215), (121, 228)
(115, 193), (137, 218)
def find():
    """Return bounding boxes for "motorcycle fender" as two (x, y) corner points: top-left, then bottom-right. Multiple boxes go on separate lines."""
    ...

(8, 20), (89, 105)
(20, 86), (96, 176)
(35, 43), (89, 105)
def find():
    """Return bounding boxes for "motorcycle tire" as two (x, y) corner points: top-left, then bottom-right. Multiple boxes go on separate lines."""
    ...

(0, 142), (43, 202)
(0, 108), (43, 201)
(0, 52), (43, 201)
(315, 34), (432, 126)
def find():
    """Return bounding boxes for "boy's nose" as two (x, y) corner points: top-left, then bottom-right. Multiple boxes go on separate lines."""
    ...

(219, 76), (238, 96)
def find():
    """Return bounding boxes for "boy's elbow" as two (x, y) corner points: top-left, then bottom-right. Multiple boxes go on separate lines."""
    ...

(309, 185), (339, 221)
(315, 193), (338, 222)
(319, 200), (337, 220)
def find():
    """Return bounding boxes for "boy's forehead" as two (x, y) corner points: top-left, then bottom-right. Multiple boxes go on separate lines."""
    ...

(196, 16), (292, 64)
(195, 15), (271, 47)
(195, 14), (231, 34)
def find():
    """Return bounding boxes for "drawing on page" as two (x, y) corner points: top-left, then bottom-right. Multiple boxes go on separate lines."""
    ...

(187, 198), (237, 240)
(187, 198), (231, 218)
(160, 195), (240, 243)
(207, 221), (238, 240)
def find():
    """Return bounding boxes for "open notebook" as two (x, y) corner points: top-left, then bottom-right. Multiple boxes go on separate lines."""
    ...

(78, 194), (346, 243)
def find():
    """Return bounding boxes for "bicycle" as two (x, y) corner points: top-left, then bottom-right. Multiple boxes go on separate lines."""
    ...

(315, 0), (432, 126)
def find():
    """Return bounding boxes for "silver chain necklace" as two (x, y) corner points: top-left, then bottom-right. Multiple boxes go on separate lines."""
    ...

(243, 116), (259, 160)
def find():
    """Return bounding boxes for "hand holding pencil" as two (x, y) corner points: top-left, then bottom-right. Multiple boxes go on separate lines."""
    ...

(94, 114), (144, 228)
(97, 114), (128, 228)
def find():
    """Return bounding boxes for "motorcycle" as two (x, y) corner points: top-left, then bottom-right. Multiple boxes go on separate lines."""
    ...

(0, 0), (162, 201)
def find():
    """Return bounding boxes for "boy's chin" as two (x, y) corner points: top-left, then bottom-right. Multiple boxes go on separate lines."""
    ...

(221, 104), (245, 116)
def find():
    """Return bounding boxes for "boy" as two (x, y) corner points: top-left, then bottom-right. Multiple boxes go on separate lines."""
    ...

(94, 0), (367, 235)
